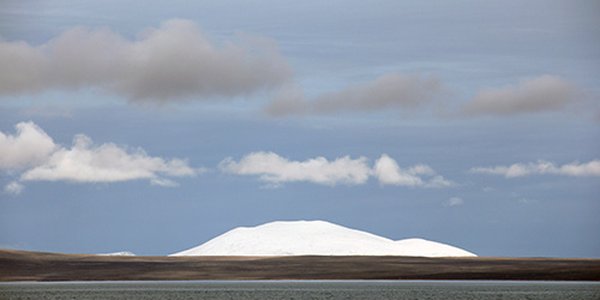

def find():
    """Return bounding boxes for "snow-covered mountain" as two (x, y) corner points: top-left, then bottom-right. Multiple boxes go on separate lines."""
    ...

(170, 220), (476, 257)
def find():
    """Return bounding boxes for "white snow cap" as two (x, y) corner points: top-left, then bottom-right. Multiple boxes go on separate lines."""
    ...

(170, 220), (476, 257)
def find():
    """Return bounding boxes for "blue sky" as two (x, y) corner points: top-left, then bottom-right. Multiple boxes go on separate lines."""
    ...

(0, 0), (599, 257)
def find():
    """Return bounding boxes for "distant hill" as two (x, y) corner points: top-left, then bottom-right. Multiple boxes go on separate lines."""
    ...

(170, 220), (476, 257)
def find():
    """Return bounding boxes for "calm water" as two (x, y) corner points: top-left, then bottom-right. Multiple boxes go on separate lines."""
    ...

(1, 280), (599, 300)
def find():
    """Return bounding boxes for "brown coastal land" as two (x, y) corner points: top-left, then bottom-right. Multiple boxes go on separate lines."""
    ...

(1, 249), (599, 282)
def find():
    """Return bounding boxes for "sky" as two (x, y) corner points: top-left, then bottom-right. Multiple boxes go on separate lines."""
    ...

(0, 0), (599, 258)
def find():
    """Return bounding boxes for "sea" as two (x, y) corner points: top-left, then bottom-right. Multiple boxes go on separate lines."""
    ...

(1, 280), (599, 300)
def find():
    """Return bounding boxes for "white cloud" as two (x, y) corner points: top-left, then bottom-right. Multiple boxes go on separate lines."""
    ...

(0, 122), (57, 170)
(21, 134), (197, 183)
(219, 151), (371, 186)
(150, 178), (180, 188)
(0, 19), (291, 101)
(373, 154), (453, 188)
(221, 152), (453, 188)
(445, 197), (464, 207)
(558, 160), (600, 176)
(372, 154), (424, 186)
(518, 198), (538, 204)
(470, 160), (600, 177)
(462, 75), (578, 116)
(1, 121), (199, 190)
(266, 73), (443, 116)
(4, 181), (24, 195)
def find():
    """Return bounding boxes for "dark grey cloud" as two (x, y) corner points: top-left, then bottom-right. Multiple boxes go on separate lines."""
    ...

(461, 75), (578, 116)
(0, 19), (291, 102)
(266, 73), (443, 116)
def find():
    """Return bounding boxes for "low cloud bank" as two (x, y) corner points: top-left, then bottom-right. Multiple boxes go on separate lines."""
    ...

(1, 20), (589, 121)
(266, 74), (587, 119)
(266, 73), (443, 116)
(0, 19), (291, 101)
(462, 75), (578, 116)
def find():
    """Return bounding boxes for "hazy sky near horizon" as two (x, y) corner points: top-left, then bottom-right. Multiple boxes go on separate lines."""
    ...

(1, 0), (599, 257)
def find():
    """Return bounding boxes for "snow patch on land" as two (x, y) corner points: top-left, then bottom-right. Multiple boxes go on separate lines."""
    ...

(96, 251), (136, 256)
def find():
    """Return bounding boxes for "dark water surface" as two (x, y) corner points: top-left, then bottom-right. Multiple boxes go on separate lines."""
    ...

(1, 280), (599, 300)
